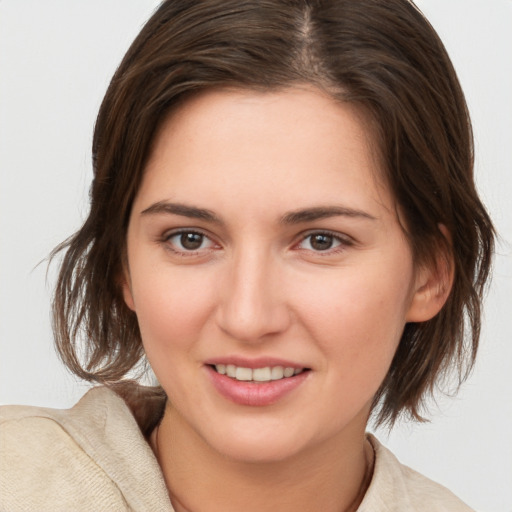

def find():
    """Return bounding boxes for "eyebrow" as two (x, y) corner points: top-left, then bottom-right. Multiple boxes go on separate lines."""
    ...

(140, 201), (376, 225)
(141, 201), (221, 223)
(280, 206), (376, 224)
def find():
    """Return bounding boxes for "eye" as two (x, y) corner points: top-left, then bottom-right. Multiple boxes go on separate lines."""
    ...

(165, 230), (217, 253)
(297, 232), (350, 253)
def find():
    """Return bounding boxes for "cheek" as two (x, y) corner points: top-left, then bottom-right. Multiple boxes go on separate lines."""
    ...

(130, 266), (217, 358)
(298, 265), (411, 336)
(293, 260), (414, 385)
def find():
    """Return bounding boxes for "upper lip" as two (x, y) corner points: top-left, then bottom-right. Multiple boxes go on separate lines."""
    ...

(203, 356), (309, 370)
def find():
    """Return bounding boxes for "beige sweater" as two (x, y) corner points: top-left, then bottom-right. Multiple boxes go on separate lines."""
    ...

(0, 387), (474, 512)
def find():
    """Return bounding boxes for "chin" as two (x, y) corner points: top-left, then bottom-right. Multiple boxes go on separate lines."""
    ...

(195, 416), (330, 465)
(212, 434), (305, 464)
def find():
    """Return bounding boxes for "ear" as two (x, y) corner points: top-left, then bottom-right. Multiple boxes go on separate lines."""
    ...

(406, 226), (454, 322)
(119, 267), (136, 312)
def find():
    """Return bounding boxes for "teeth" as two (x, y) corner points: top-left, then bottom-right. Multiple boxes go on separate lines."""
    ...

(271, 366), (284, 380)
(253, 367), (271, 381)
(283, 367), (295, 378)
(214, 364), (304, 382)
(235, 367), (252, 381)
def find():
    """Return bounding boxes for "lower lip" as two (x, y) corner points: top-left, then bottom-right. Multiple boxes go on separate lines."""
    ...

(205, 366), (310, 406)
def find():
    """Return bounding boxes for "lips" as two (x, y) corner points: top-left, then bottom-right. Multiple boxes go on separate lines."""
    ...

(213, 364), (305, 382)
(204, 358), (310, 406)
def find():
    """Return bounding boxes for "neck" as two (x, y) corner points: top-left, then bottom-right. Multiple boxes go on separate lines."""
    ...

(152, 404), (373, 512)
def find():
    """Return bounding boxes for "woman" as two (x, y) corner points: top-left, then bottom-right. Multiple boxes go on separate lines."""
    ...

(0, 1), (495, 511)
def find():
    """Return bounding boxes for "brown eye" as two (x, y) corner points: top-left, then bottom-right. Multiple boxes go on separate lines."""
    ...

(180, 232), (204, 250)
(166, 230), (216, 253)
(310, 234), (334, 251)
(297, 232), (345, 253)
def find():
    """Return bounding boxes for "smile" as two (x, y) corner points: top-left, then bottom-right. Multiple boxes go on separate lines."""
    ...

(213, 364), (305, 382)
(206, 363), (311, 406)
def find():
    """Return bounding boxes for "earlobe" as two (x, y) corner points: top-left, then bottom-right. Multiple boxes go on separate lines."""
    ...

(406, 268), (451, 322)
(406, 229), (454, 323)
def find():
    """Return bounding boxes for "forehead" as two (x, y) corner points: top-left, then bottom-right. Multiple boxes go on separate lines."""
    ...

(136, 86), (392, 219)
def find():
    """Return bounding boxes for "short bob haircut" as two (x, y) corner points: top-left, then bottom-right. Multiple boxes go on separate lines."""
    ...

(52, 0), (494, 426)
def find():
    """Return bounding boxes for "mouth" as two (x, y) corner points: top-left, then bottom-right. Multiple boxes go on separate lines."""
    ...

(205, 360), (311, 406)
(209, 364), (310, 383)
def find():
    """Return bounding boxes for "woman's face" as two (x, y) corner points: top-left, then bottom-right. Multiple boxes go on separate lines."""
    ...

(123, 87), (434, 462)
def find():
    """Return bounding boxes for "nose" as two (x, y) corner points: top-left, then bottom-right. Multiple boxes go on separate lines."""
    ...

(215, 246), (291, 343)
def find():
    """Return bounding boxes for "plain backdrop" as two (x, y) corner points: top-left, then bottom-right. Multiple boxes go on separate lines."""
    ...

(0, 1), (511, 510)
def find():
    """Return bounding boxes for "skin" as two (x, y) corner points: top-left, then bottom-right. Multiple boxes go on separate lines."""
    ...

(122, 87), (450, 512)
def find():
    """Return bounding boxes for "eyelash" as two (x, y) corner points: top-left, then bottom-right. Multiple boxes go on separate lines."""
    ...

(160, 229), (354, 257)
(294, 230), (354, 255)
(162, 229), (217, 256)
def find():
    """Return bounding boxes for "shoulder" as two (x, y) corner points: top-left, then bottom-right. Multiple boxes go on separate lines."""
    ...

(359, 434), (475, 512)
(0, 387), (172, 512)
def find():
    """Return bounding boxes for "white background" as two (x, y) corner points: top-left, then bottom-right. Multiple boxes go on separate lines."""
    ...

(0, 1), (511, 510)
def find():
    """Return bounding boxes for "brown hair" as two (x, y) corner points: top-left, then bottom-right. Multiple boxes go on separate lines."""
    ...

(52, 0), (494, 426)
